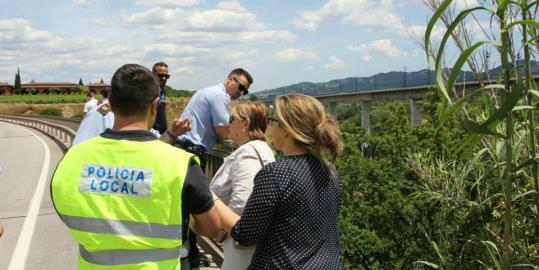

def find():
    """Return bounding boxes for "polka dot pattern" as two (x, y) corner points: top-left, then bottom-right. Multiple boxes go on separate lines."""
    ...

(231, 154), (343, 269)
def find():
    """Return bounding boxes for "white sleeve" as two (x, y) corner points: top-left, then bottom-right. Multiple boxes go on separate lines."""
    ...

(83, 102), (90, 113)
(227, 148), (263, 215)
(72, 111), (106, 145)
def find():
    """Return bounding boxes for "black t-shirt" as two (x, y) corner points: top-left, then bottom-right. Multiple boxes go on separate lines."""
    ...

(100, 129), (214, 240)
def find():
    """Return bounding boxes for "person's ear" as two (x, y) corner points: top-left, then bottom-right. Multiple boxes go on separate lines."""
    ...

(242, 119), (250, 130)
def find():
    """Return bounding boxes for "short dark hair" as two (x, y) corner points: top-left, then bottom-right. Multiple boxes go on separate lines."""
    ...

(228, 68), (253, 84)
(100, 87), (111, 98)
(87, 90), (96, 97)
(110, 64), (160, 117)
(152, 62), (168, 73)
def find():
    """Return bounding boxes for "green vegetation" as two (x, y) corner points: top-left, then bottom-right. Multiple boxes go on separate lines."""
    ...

(336, 0), (539, 269)
(164, 85), (193, 98)
(38, 107), (62, 116)
(0, 94), (86, 104)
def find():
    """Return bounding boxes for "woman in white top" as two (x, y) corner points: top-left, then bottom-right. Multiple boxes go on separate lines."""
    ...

(210, 100), (275, 270)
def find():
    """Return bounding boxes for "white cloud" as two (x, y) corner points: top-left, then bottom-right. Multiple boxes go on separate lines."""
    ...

(294, 0), (403, 32)
(73, 0), (101, 7)
(186, 8), (265, 31)
(121, 7), (184, 26)
(401, 25), (446, 40)
(143, 44), (212, 56)
(134, 0), (200, 8)
(163, 30), (296, 44)
(274, 48), (320, 62)
(454, 0), (477, 9)
(122, 1), (265, 32)
(324, 56), (345, 69)
(348, 38), (418, 61)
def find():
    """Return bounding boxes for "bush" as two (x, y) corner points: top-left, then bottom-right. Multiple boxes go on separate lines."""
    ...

(38, 107), (62, 117)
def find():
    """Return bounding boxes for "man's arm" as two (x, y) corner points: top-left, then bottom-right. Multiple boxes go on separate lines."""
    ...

(214, 126), (229, 140)
(210, 95), (230, 140)
(159, 118), (191, 144)
(183, 158), (221, 239)
(191, 206), (221, 239)
(72, 111), (106, 145)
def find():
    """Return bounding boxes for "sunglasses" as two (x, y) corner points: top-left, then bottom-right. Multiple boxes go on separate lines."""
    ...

(232, 76), (249, 95)
(155, 73), (170, 80)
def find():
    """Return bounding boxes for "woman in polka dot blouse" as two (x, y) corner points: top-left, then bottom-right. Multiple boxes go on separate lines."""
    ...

(213, 94), (344, 269)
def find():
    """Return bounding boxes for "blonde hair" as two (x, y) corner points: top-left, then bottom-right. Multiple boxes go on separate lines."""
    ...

(230, 100), (268, 141)
(274, 94), (343, 163)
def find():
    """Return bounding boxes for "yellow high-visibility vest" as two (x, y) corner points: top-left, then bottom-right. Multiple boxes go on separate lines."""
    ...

(51, 135), (196, 270)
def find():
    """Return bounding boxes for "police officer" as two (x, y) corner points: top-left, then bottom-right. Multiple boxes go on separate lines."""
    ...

(51, 64), (221, 269)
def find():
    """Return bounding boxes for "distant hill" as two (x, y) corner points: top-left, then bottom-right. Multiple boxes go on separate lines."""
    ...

(255, 61), (539, 100)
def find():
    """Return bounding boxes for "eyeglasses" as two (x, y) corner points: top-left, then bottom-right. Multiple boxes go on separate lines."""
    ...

(155, 73), (170, 80)
(231, 76), (249, 95)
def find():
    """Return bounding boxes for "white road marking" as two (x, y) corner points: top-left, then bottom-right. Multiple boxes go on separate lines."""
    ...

(7, 124), (51, 270)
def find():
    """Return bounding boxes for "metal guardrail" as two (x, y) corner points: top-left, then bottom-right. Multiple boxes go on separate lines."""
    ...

(0, 114), (76, 152)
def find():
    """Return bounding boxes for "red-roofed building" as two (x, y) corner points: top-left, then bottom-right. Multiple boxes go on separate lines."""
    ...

(88, 82), (110, 95)
(21, 82), (78, 94)
(0, 82), (14, 95)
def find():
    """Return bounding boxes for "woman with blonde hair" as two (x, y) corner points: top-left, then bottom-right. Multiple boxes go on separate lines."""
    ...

(209, 100), (275, 270)
(213, 94), (344, 269)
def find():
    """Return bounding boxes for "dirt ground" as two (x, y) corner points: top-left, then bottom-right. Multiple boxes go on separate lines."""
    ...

(0, 98), (188, 125)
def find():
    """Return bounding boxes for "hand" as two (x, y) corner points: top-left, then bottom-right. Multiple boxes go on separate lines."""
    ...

(168, 118), (191, 137)
(213, 229), (227, 243)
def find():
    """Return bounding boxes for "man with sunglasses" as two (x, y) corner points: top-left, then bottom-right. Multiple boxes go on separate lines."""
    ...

(176, 68), (252, 268)
(152, 62), (170, 134)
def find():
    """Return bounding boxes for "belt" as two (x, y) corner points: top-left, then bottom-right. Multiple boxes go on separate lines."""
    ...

(177, 139), (206, 157)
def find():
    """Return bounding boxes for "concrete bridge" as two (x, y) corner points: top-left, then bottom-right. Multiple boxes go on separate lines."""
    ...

(262, 75), (539, 134)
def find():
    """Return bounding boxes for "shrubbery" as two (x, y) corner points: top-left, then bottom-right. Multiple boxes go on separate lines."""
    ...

(38, 107), (62, 116)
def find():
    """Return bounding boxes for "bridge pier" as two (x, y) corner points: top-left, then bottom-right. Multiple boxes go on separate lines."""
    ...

(327, 102), (338, 117)
(409, 98), (421, 125)
(361, 100), (371, 135)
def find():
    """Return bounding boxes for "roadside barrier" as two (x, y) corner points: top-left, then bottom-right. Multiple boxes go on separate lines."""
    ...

(0, 114), (76, 152)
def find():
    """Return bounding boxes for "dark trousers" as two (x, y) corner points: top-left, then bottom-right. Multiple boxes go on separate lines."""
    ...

(176, 139), (207, 266)
(152, 101), (167, 134)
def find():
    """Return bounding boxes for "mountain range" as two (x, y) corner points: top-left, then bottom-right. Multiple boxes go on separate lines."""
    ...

(255, 60), (539, 99)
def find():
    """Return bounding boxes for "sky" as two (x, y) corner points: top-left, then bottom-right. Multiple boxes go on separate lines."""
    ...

(0, 0), (480, 92)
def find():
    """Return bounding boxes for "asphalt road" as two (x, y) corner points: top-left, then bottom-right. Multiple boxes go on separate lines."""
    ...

(0, 121), (77, 270)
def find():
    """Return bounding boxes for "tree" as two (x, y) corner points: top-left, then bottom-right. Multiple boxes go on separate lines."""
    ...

(14, 68), (21, 92)
(79, 78), (84, 86)
(99, 78), (104, 84)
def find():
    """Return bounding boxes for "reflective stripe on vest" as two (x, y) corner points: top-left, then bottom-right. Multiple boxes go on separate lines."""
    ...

(60, 214), (182, 240)
(79, 244), (189, 265)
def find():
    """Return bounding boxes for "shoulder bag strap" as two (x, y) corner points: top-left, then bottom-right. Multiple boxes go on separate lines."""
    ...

(248, 143), (265, 167)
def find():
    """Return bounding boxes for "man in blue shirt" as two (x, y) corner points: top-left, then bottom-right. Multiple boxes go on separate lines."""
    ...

(177, 68), (252, 268)
(179, 68), (252, 155)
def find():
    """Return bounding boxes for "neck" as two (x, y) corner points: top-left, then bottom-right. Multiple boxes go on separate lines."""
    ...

(113, 116), (149, 131)
(237, 135), (252, 146)
(282, 141), (308, 156)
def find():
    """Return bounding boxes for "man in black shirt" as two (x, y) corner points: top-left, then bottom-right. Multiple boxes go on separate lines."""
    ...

(152, 62), (170, 134)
